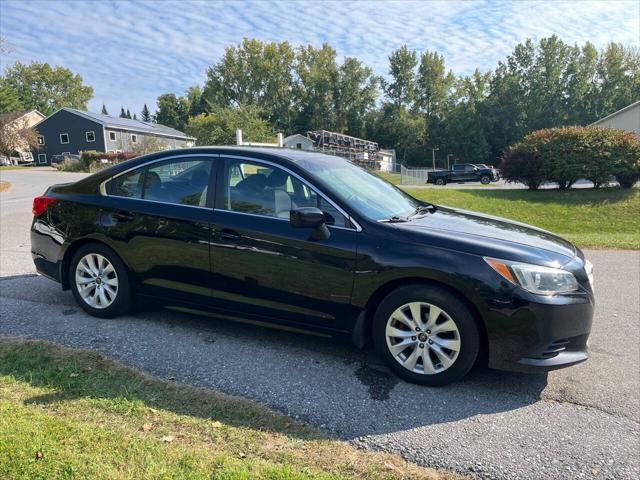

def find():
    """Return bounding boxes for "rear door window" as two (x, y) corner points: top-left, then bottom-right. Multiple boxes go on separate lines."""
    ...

(144, 159), (212, 206)
(108, 169), (143, 198)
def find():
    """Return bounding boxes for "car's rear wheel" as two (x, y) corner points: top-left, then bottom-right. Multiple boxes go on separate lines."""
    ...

(373, 284), (480, 386)
(480, 175), (491, 185)
(69, 243), (132, 318)
(435, 178), (446, 186)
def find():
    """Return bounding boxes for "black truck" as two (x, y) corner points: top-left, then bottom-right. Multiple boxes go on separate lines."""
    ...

(427, 163), (500, 185)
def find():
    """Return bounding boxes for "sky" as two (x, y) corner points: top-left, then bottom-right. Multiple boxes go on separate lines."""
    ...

(1, 0), (638, 116)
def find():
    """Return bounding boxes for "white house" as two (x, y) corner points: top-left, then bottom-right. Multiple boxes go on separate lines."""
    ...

(591, 101), (640, 138)
(0, 109), (46, 164)
(283, 133), (314, 151)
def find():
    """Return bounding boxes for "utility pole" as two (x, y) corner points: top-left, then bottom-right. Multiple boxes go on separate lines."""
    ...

(430, 146), (439, 170)
(447, 154), (452, 170)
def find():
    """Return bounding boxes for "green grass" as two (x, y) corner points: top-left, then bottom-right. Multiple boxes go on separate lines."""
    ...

(374, 171), (401, 185)
(0, 164), (35, 170)
(0, 337), (455, 480)
(404, 187), (640, 249)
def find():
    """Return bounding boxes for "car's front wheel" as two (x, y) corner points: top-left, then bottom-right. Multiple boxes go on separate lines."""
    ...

(480, 175), (491, 185)
(434, 178), (446, 186)
(69, 243), (132, 318)
(373, 284), (480, 386)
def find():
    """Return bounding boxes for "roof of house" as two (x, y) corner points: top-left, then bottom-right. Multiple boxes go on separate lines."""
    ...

(0, 109), (46, 124)
(39, 108), (194, 140)
(283, 133), (312, 142)
(591, 101), (640, 126)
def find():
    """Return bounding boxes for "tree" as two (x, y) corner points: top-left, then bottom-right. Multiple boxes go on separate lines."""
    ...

(334, 58), (378, 137)
(1, 61), (93, 115)
(203, 38), (296, 131)
(294, 43), (339, 131)
(0, 114), (39, 157)
(140, 104), (151, 122)
(126, 108), (132, 119)
(133, 113), (137, 120)
(154, 93), (189, 130)
(383, 46), (417, 109)
(185, 106), (274, 146)
(0, 82), (23, 113)
(101, 104), (109, 115)
(119, 107), (127, 118)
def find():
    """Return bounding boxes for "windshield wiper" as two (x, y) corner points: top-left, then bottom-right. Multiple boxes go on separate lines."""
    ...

(380, 215), (409, 223)
(407, 204), (436, 219)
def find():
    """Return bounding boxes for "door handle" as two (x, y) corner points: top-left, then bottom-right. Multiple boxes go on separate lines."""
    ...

(219, 228), (241, 241)
(113, 211), (135, 223)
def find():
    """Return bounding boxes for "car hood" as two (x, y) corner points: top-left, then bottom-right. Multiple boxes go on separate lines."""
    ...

(392, 205), (576, 264)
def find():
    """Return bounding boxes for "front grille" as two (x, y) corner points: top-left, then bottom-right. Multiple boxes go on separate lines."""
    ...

(529, 338), (570, 360)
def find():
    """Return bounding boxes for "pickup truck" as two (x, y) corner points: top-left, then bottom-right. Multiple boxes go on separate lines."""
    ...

(427, 163), (500, 185)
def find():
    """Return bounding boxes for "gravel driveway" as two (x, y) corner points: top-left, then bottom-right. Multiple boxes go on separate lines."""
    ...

(1, 169), (639, 479)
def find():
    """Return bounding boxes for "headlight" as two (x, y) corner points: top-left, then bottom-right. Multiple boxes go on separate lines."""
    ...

(484, 257), (579, 295)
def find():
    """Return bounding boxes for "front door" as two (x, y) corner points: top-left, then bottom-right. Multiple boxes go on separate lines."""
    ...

(101, 155), (216, 303)
(209, 158), (358, 330)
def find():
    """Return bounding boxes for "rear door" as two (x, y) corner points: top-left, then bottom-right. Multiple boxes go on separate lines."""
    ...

(101, 155), (216, 303)
(208, 156), (358, 330)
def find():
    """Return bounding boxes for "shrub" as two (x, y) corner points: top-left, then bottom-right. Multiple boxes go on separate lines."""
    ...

(55, 158), (86, 172)
(500, 148), (546, 190)
(79, 150), (137, 169)
(501, 126), (640, 189)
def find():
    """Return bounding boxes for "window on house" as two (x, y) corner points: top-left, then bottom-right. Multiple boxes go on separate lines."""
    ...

(38, 154), (47, 164)
(131, 134), (137, 143)
(60, 133), (69, 144)
(86, 131), (95, 142)
(296, 143), (302, 149)
(109, 131), (116, 141)
(37, 135), (45, 145)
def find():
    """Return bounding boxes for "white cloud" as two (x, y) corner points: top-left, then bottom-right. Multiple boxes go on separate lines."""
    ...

(1, 0), (637, 117)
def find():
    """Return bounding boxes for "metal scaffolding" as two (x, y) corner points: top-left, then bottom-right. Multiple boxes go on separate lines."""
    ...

(307, 130), (381, 169)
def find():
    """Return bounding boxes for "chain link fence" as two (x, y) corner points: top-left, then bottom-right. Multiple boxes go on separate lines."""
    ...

(400, 165), (431, 185)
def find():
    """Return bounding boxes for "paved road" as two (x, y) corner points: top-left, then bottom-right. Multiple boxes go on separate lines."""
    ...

(1, 169), (639, 479)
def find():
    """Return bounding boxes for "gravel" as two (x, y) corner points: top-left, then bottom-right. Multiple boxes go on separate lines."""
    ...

(1, 169), (638, 479)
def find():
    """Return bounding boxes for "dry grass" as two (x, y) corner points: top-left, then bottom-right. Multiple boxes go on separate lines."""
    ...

(0, 181), (11, 192)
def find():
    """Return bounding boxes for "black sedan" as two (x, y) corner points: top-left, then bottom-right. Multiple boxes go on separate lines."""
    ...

(31, 147), (595, 385)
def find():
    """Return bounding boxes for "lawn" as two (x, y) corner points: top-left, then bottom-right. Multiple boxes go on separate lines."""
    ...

(0, 337), (455, 480)
(404, 187), (640, 249)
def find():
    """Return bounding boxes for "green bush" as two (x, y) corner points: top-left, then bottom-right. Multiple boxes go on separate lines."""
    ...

(501, 126), (640, 190)
(79, 150), (137, 169)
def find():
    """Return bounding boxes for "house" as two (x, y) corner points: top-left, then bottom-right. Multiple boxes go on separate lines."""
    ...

(378, 148), (396, 172)
(31, 108), (195, 165)
(591, 101), (640, 138)
(0, 109), (46, 164)
(283, 133), (314, 151)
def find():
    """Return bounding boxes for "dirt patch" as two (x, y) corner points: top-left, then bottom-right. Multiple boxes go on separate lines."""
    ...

(0, 181), (11, 192)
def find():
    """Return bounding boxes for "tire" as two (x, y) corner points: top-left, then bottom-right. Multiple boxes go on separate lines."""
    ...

(372, 284), (480, 386)
(69, 243), (133, 318)
(480, 175), (491, 185)
(434, 178), (446, 186)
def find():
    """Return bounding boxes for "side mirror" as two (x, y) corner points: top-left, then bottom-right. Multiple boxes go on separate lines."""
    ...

(290, 207), (330, 240)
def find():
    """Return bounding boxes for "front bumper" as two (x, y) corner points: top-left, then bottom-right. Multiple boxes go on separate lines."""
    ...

(485, 291), (594, 373)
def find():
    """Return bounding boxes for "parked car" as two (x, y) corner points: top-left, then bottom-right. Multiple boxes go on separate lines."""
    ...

(31, 147), (594, 385)
(427, 163), (500, 185)
(50, 153), (81, 164)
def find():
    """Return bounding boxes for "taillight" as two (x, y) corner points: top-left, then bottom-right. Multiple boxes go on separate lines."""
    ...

(32, 196), (58, 216)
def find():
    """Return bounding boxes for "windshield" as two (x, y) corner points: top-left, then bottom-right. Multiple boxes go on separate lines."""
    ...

(294, 155), (421, 221)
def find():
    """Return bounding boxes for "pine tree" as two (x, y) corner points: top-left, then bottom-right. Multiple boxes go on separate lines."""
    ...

(141, 103), (151, 122)
(119, 107), (127, 118)
(133, 113), (138, 120)
(101, 104), (109, 115)
(126, 109), (131, 119)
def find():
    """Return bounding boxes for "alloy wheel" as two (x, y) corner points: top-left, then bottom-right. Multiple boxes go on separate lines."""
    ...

(385, 302), (461, 375)
(75, 253), (119, 309)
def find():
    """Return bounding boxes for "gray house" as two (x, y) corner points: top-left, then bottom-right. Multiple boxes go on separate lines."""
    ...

(32, 108), (194, 165)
